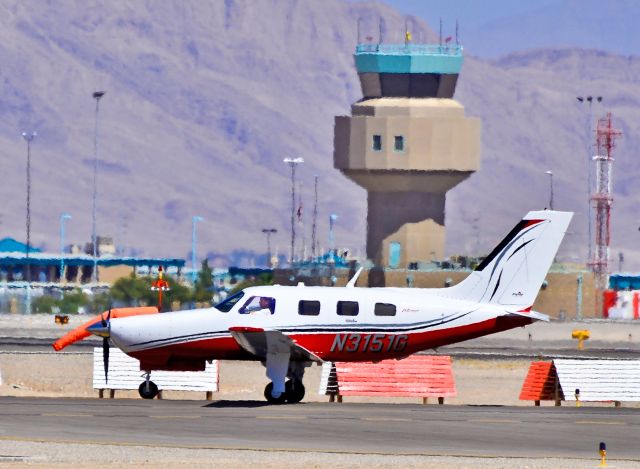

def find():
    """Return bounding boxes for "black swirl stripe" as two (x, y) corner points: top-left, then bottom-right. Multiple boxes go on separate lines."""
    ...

(129, 311), (476, 350)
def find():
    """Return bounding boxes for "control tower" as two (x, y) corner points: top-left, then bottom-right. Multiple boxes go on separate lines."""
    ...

(334, 40), (480, 267)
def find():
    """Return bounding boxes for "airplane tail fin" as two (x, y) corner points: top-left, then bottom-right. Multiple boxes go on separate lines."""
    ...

(442, 210), (573, 309)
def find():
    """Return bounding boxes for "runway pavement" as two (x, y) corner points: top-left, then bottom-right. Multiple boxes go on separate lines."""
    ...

(1, 397), (639, 461)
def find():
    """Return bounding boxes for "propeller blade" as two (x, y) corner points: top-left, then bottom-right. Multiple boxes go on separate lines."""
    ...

(102, 307), (111, 383)
(103, 336), (109, 384)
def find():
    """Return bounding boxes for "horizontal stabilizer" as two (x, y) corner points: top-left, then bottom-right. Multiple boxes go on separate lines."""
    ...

(504, 310), (549, 322)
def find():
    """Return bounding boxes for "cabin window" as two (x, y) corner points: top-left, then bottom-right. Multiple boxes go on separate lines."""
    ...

(372, 134), (382, 151)
(239, 296), (276, 315)
(214, 291), (244, 312)
(298, 300), (320, 316)
(374, 303), (396, 316)
(394, 135), (405, 152)
(337, 300), (359, 316)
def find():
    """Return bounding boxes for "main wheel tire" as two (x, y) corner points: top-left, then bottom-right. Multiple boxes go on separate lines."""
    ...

(285, 379), (305, 404)
(264, 382), (287, 404)
(138, 380), (159, 399)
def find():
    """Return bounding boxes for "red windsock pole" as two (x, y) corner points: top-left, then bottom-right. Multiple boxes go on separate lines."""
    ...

(151, 266), (170, 312)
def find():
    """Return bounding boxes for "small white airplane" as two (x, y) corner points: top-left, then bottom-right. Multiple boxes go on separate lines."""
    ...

(81, 210), (571, 403)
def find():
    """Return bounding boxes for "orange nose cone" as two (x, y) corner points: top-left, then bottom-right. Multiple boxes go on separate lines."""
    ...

(52, 306), (159, 351)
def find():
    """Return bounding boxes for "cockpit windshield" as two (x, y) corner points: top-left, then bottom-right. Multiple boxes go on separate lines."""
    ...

(213, 291), (245, 312)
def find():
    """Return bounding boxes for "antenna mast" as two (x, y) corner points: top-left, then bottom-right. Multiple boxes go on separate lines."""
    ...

(588, 112), (621, 295)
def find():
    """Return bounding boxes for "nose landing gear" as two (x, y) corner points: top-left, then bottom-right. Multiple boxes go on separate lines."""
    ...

(138, 372), (159, 399)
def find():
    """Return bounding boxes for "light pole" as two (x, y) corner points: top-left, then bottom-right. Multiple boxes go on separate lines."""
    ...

(545, 170), (554, 210)
(283, 157), (304, 263)
(329, 213), (338, 253)
(576, 95), (603, 262)
(262, 228), (277, 268)
(311, 175), (318, 259)
(60, 213), (72, 282)
(22, 131), (36, 314)
(191, 215), (203, 284)
(91, 90), (106, 283)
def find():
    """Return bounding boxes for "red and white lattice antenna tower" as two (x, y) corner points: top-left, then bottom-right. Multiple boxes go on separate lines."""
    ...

(588, 112), (622, 291)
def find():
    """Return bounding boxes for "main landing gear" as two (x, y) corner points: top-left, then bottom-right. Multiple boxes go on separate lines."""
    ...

(263, 360), (309, 404)
(263, 379), (306, 404)
(139, 372), (159, 399)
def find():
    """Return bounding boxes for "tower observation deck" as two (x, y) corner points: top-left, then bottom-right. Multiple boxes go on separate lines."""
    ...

(334, 40), (480, 267)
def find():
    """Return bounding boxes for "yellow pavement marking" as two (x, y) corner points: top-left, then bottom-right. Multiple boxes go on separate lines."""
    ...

(41, 413), (92, 418)
(255, 415), (307, 420)
(468, 419), (520, 424)
(361, 417), (412, 422)
(149, 415), (201, 420)
(575, 420), (626, 426)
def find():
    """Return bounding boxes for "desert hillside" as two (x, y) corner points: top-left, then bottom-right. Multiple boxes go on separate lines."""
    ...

(0, 0), (638, 267)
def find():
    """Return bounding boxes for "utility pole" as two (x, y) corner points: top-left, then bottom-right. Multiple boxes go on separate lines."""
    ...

(329, 214), (338, 253)
(191, 216), (203, 285)
(91, 90), (106, 283)
(311, 175), (318, 259)
(298, 181), (305, 261)
(60, 213), (72, 282)
(545, 170), (554, 210)
(262, 228), (277, 268)
(576, 95), (603, 263)
(283, 157), (304, 263)
(22, 131), (36, 314)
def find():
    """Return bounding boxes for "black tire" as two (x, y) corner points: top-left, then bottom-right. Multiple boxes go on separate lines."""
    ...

(138, 380), (159, 399)
(264, 382), (287, 404)
(285, 379), (305, 404)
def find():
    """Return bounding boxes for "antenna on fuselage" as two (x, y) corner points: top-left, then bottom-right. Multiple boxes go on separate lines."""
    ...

(346, 267), (363, 288)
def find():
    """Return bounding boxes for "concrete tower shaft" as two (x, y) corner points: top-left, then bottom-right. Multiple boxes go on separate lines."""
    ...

(334, 42), (480, 267)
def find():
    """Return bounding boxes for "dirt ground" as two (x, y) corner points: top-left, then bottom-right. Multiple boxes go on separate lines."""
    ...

(3, 440), (639, 469)
(0, 352), (577, 407)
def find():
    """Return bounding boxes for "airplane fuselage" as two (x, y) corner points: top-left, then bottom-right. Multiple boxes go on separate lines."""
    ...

(109, 285), (533, 371)
(75, 210), (571, 402)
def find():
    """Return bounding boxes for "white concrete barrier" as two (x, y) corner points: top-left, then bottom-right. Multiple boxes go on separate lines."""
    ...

(93, 347), (218, 399)
(555, 359), (640, 405)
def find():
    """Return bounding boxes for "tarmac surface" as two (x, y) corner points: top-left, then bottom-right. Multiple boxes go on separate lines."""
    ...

(1, 397), (640, 461)
(2, 315), (640, 466)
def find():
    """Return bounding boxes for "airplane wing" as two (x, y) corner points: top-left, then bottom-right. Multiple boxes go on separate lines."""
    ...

(229, 327), (323, 362)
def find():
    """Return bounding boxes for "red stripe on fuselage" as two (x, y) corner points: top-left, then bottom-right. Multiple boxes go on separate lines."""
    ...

(125, 315), (533, 370)
(293, 314), (532, 361)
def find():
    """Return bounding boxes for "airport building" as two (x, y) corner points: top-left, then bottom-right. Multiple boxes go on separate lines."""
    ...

(334, 40), (480, 267)
(0, 237), (184, 285)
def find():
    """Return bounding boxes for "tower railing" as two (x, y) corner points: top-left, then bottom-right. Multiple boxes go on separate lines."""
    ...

(356, 43), (463, 56)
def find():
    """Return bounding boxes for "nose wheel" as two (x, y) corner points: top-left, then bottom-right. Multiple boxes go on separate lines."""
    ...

(139, 374), (159, 399)
(263, 380), (305, 404)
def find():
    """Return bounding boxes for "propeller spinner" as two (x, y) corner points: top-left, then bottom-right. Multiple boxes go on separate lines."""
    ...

(87, 308), (111, 383)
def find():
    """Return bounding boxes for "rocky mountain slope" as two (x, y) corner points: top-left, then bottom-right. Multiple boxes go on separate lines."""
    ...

(0, 0), (638, 268)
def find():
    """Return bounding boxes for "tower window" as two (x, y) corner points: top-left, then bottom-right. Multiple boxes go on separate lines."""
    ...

(372, 135), (382, 151)
(394, 136), (405, 152)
